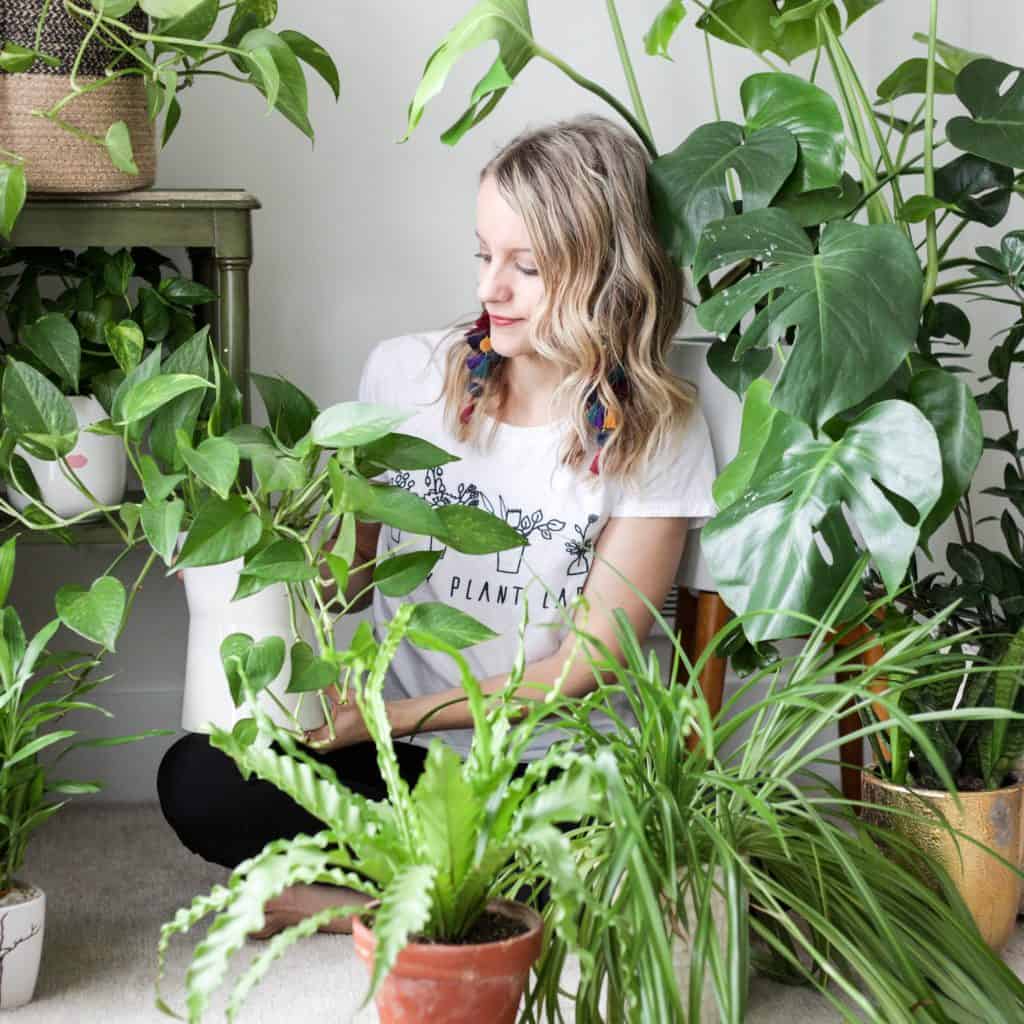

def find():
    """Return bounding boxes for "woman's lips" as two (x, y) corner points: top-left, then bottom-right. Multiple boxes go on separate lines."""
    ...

(489, 315), (522, 326)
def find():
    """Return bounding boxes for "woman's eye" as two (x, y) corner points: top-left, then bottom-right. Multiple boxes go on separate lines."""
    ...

(517, 264), (539, 277)
(473, 251), (491, 263)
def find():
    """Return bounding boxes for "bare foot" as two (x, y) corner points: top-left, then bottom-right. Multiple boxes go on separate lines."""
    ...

(248, 883), (371, 941)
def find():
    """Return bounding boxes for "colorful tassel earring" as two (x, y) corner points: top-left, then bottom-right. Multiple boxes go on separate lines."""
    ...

(460, 311), (502, 424)
(460, 310), (626, 476)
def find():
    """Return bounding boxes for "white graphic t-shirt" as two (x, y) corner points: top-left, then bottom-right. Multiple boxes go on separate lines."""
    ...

(360, 330), (717, 759)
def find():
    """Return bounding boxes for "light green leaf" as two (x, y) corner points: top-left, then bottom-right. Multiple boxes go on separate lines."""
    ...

(0, 43), (38, 74)
(139, 454), (185, 503)
(367, 864), (437, 996)
(373, 550), (444, 597)
(435, 503), (525, 555)
(358, 433), (458, 472)
(22, 313), (81, 392)
(117, 373), (211, 425)
(239, 28), (312, 139)
(912, 32), (986, 76)
(150, 327), (210, 467)
(175, 495), (262, 570)
(404, 0), (536, 145)
(644, 0), (686, 59)
(245, 46), (280, 113)
(104, 122), (139, 175)
(311, 402), (413, 448)
(179, 434), (240, 500)
(286, 641), (338, 693)
(278, 29), (340, 101)
(0, 537), (16, 608)
(2, 359), (77, 459)
(56, 576), (126, 651)
(411, 743), (480, 923)
(408, 603), (498, 649)
(0, 163), (27, 239)
(703, 401), (942, 641)
(142, 498), (185, 566)
(104, 319), (145, 373)
(140, 0), (202, 20)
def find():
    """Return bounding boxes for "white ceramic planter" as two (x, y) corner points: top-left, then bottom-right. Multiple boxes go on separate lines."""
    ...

(182, 558), (324, 735)
(7, 395), (126, 519)
(0, 883), (45, 1009)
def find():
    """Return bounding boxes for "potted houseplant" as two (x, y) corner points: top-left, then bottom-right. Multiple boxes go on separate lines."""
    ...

(25, 330), (524, 734)
(0, 533), (168, 1008)
(398, 0), (1024, 650)
(155, 600), (604, 1023)
(857, 622), (1024, 950)
(0, 244), (208, 518)
(0, 0), (340, 237)
(517, 566), (1024, 1022)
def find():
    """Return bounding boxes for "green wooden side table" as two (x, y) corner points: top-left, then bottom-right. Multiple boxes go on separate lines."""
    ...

(7, 189), (261, 543)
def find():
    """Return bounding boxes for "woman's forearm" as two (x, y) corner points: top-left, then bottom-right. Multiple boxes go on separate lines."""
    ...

(387, 647), (602, 738)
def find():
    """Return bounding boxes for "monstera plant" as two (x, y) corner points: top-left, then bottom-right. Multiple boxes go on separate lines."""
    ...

(400, 0), (1024, 642)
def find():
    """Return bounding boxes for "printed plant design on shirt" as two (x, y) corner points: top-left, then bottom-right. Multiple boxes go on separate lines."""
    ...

(473, 492), (566, 575)
(565, 513), (600, 577)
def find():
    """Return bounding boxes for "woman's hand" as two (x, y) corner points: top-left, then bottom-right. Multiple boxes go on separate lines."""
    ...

(303, 694), (370, 752)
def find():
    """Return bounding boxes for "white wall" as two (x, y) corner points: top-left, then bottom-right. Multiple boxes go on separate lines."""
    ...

(15, 2), (1024, 801)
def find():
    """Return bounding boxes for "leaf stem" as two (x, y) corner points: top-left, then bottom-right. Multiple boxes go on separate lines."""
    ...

(604, 0), (653, 140)
(921, 0), (941, 310)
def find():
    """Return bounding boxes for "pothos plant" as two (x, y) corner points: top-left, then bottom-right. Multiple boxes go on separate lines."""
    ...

(154, 602), (604, 1021)
(0, 534), (169, 893)
(0, 314), (531, 739)
(0, 245), (211, 406)
(401, 0), (1024, 642)
(0, 0), (340, 238)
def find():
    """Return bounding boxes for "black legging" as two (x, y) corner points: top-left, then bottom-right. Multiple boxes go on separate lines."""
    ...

(157, 732), (441, 868)
(158, 733), (536, 870)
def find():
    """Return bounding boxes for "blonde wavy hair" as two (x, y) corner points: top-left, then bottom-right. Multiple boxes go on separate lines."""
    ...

(438, 114), (695, 489)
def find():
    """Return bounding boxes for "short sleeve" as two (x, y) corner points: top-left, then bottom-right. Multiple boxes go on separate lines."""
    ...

(610, 405), (718, 527)
(357, 342), (383, 404)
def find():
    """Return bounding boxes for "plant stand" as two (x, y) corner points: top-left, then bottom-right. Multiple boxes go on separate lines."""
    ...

(6, 188), (260, 543)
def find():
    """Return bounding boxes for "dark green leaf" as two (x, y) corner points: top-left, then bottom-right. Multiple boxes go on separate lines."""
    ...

(373, 550), (444, 597)
(175, 495), (262, 570)
(286, 641), (338, 693)
(877, 58), (956, 101)
(22, 313), (80, 392)
(948, 60), (1024, 168)
(2, 359), (77, 459)
(251, 372), (318, 446)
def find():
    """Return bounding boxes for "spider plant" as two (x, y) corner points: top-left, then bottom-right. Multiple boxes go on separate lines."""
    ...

(514, 563), (1024, 1023)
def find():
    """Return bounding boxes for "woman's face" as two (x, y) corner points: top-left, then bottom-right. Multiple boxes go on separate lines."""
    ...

(475, 174), (545, 358)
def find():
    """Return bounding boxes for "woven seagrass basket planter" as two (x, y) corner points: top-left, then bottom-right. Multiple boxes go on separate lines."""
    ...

(0, 0), (157, 194)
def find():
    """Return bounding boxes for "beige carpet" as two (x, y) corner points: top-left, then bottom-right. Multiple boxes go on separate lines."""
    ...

(8, 804), (1024, 1022)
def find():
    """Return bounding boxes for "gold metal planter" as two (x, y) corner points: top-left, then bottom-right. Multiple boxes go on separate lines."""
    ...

(861, 770), (1023, 951)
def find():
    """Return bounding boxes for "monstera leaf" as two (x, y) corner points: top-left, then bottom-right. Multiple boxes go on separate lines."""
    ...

(948, 59), (1024, 168)
(649, 122), (797, 267)
(694, 208), (922, 430)
(404, 0), (535, 145)
(741, 73), (845, 193)
(703, 398), (941, 641)
(934, 154), (1015, 228)
(698, 0), (882, 62)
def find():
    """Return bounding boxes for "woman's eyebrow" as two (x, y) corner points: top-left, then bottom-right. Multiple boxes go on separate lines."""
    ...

(474, 230), (532, 253)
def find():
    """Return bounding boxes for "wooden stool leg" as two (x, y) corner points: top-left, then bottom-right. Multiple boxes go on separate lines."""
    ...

(835, 624), (888, 803)
(675, 589), (730, 731)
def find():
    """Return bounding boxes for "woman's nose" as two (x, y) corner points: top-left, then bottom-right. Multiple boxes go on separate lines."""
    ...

(477, 262), (513, 305)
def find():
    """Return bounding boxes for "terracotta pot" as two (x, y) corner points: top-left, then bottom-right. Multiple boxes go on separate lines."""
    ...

(862, 769), (1023, 951)
(352, 899), (543, 1024)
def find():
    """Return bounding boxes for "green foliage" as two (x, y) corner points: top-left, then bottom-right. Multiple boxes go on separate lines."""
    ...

(0, 246), (196, 405)
(0, 539), (165, 891)
(0, 3), (340, 236)
(519, 569), (1024, 1023)
(157, 602), (605, 1018)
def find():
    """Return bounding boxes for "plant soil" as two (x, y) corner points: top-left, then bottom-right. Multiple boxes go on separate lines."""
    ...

(366, 909), (529, 946)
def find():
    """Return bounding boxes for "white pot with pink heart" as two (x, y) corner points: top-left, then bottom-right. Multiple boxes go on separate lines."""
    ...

(7, 395), (127, 520)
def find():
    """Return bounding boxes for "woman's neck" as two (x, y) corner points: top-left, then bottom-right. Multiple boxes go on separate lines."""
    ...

(492, 352), (568, 427)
